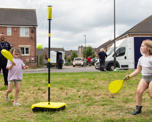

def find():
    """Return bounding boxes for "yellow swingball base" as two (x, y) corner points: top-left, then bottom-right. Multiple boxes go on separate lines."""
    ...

(31, 102), (66, 112)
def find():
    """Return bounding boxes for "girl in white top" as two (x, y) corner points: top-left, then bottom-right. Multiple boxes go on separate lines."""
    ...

(125, 39), (152, 115)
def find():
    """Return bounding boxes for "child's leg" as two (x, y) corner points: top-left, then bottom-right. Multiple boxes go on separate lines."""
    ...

(136, 79), (148, 106)
(14, 82), (20, 103)
(6, 82), (13, 98)
(148, 81), (152, 98)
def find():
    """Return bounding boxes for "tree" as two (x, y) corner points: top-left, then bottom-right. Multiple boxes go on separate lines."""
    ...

(83, 46), (95, 58)
(71, 51), (78, 61)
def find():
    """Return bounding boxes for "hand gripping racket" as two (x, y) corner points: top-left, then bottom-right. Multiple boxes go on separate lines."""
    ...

(1, 49), (16, 65)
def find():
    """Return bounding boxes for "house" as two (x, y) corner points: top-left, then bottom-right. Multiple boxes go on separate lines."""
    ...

(116, 15), (152, 40)
(96, 40), (113, 53)
(97, 15), (152, 54)
(0, 8), (37, 67)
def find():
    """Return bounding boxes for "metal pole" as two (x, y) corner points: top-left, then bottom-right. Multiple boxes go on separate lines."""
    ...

(48, 6), (52, 104)
(84, 34), (86, 59)
(114, 0), (116, 69)
(48, 19), (51, 104)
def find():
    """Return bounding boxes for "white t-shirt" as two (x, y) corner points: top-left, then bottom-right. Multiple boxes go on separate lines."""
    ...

(137, 55), (152, 76)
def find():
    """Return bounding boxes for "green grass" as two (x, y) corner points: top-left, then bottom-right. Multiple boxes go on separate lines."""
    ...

(0, 70), (152, 121)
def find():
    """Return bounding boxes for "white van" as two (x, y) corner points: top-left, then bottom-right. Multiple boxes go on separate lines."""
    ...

(105, 37), (152, 71)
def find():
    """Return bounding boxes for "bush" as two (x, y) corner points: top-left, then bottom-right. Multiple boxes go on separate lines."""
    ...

(64, 62), (72, 66)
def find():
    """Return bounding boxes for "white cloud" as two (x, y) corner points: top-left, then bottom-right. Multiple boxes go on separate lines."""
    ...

(0, 0), (152, 50)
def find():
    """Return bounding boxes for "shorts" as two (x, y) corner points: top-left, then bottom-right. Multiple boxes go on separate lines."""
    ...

(142, 75), (152, 84)
(8, 80), (21, 84)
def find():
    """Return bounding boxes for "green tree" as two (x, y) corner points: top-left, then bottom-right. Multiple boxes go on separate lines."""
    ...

(83, 46), (95, 58)
(71, 51), (78, 61)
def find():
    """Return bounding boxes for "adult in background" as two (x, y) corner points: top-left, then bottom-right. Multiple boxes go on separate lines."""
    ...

(0, 33), (11, 86)
(57, 55), (63, 69)
(98, 48), (107, 71)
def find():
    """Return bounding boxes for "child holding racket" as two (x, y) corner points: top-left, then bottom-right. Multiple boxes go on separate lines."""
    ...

(5, 48), (28, 106)
(125, 39), (152, 115)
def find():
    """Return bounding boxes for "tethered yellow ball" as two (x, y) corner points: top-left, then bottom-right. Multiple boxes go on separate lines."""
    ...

(37, 43), (42, 50)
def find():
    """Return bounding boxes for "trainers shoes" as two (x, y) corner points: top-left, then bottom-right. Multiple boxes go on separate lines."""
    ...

(13, 102), (21, 106)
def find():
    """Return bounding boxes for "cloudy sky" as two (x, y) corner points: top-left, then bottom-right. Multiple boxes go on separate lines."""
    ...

(0, 0), (152, 50)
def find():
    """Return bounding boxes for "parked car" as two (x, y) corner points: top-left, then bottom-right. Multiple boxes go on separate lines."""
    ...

(91, 58), (96, 65)
(73, 57), (84, 67)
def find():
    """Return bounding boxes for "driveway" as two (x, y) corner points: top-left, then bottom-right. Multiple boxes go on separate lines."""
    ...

(23, 66), (100, 73)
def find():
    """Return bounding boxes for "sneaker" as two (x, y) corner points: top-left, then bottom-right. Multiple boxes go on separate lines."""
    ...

(13, 102), (21, 106)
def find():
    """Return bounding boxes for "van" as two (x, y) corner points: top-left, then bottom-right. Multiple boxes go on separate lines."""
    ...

(105, 37), (152, 71)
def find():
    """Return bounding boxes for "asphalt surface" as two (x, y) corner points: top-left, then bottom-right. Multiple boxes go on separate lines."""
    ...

(23, 66), (100, 73)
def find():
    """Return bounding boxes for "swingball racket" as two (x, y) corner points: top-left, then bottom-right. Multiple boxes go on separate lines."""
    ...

(108, 79), (124, 94)
(1, 49), (16, 65)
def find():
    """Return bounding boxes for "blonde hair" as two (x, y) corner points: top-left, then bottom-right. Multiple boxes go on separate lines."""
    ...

(100, 48), (105, 52)
(10, 48), (22, 58)
(142, 40), (152, 55)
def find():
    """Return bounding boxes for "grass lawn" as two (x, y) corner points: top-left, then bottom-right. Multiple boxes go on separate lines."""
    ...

(0, 70), (152, 121)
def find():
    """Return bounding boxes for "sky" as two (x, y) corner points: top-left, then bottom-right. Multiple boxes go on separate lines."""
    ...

(0, 0), (152, 50)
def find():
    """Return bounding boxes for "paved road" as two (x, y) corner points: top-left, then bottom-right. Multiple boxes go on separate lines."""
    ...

(23, 66), (100, 73)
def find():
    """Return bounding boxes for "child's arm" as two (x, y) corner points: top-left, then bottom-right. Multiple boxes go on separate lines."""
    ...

(125, 65), (142, 80)
(7, 62), (16, 70)
(21, 60), (28, 69)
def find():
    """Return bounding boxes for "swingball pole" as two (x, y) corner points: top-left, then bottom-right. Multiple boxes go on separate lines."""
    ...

(31, 6), (66, 112)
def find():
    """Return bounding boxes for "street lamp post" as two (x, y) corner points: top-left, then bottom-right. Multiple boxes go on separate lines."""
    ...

(114, 0), (116, 69)
(84, 34), (86, 58)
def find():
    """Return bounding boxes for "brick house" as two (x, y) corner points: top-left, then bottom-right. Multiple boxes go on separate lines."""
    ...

(0, 8), (37, 66)
(96, 40), (113, 54)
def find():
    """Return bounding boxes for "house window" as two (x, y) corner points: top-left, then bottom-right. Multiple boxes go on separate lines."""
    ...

(7, 27), (11, 36)
(20, 47), (30, 56)
(20, 27), (29, 37)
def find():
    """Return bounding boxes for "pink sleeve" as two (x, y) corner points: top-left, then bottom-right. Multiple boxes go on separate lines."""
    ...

(21, 60), (25, 68)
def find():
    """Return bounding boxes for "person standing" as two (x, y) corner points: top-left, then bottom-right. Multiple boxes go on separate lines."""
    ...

(87, 56), (91, 66)
(6, 48), (28, 106)
(57, 55), (63, 69)
(98, 48), (107, 71)
(125, 40), (152, 115)
(0, 33), (11, 86)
